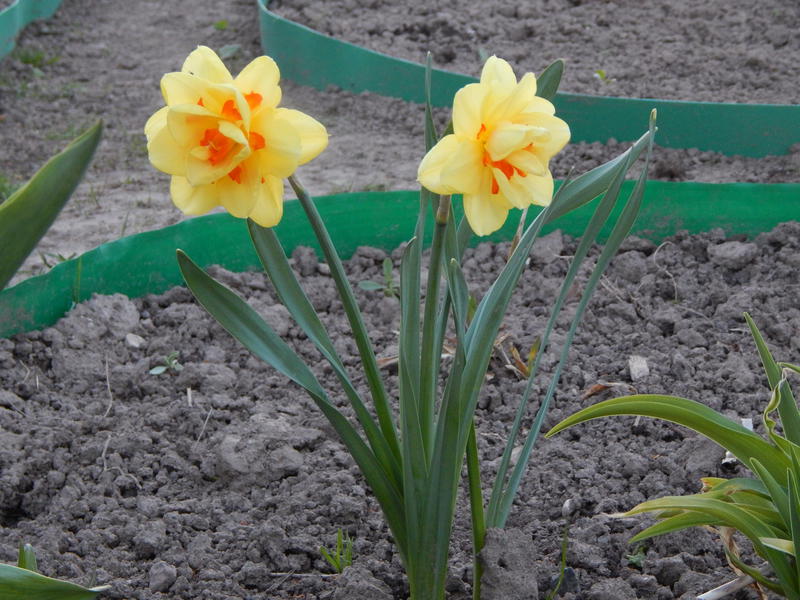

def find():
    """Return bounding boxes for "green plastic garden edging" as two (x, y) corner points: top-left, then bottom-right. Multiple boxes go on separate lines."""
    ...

(0, 0), (62, 58)
(2, 182), (799, 338)
(258, 0), (799, 158)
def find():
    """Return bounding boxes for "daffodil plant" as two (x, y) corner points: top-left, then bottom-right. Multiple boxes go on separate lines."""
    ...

(146, 47), (656, 599)
(548, 314), (800, 599)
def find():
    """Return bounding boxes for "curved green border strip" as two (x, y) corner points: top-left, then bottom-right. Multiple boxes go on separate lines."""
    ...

(259, 0), (799, 158)
(1, 182), (798, 338)
(0, 0), (63, 59)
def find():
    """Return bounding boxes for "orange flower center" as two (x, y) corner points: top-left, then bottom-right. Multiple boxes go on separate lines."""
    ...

(199, 128), (236, 166)
(228, 165), (243, 184)
(245, 92), (262, 111)
(477, 123), (528, 195)
(222, 100), (242, 121)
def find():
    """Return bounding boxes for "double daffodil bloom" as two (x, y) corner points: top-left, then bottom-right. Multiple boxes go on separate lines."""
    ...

(145, 46), (328, 227)
(418, 56), (570, 236)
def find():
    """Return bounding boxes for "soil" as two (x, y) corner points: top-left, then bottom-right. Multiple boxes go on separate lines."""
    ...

(0, 0), (798, 285)
(272, 0), (800, 105)
(3, 224), (800, 599)
(1, 1), (800, 599)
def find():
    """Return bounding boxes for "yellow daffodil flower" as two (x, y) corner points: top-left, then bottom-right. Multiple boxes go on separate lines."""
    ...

(418, 56), (570, 236)
(145, 46), (328, 227)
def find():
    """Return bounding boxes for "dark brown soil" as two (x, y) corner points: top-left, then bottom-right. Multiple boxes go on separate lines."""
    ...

(2, 222), (800, 598)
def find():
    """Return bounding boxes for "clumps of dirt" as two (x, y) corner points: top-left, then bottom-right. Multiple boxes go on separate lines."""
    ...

(272, 0), (800, 104)
(2, 222), (800, 598)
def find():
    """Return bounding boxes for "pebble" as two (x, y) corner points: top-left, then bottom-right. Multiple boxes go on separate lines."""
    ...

(627, 355), (649, 382)
(707, 241), (759, 270)
(148, 560), (177, 592)
(125, 333), (145, 348)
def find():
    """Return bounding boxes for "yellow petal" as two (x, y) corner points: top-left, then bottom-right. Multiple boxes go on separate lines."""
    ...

(161, 72), (212, 106)
(438, 138), (483, 194)
(247, 175), (285, 227)
(463, 176), (512, 236)
(495, 169), (554, 209)
(453, 83), (487, 139)
(506, 148), (547, 177)
(496, 73), (556, 121)
(485, 121), (535, 161)
(417, 134), (463, 195)
(252, 110), (302, 178)
(182, 46), (233, 83)
(234, 56), (282, 110)
(273, 108), (328, 165)
(524, 113), (571, 161)
(480, 56), (517, 90)
(170, 176), (220, 215)
(166, 104), (218, 147)
(145, 106), (168, 141)
(216, 167), (258, 218)
(147, 122), (187, 176)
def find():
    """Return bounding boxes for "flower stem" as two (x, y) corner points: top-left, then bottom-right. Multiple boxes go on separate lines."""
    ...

(466, 421), (486, 600)
(288, 175), (401, 463)
(420, 195), (451, 453)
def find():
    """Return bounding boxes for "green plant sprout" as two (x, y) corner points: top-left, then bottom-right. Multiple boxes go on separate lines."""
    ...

(319, 529), (354, 574)
(38, 250), (77, 269)
(626, 544), (647, 569)
(358, 257), (397, 298)
(0, 543), (109, 599)
(14, 48), (59, 68)
(548, 314), (800, 598)
(213, 19), (228, 30)
(149, 351), (183, 375)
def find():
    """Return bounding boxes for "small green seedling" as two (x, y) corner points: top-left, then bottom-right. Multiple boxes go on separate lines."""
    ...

(358, 257), (397, 298)
(218, 44), (240, 61)
(319, 529), (354, 574)
(149, 351), (183, 375)
(626, 544), (647, 568)
(0, 543), (109, 599)
(213, 19), (228, 30)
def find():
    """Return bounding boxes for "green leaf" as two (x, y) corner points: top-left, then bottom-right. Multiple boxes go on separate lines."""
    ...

(490, 111), (657, 528)
(17, 544), (37, 572)
(0, 121), (102, 290)
(0, 564), (109, 599)
(762, 537), (795, 555)
(247, 221), (401, 487)
(746, 313), (800, 446)
(358, 280), (384, 291)
(177, 249), (408, 558)
(535, 59), (564, 102)
(628, 510), (724, 543)
(218, 44), (240, 60)
(546, 394), (791, 484)
(423, 53), (438, 151)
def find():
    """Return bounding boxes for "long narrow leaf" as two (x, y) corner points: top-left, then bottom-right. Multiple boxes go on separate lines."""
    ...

(247, 222), (401, 485)
(487, 135), (635, 526)
(492, 113), (657, 526)
(0, 121), (102, 290)
(746, 313), (800, 445)
(176, 250), (409, 556)
(0, 564), (109, 600)
(626, 496), (797, 589)
(547, 394), (791, 485)
(287, 175), (393, 442)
